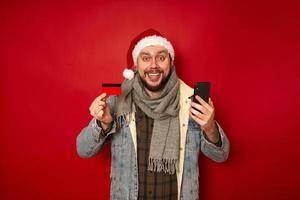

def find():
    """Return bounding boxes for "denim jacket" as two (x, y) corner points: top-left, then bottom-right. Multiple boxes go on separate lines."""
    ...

(76, 80), (230, 200)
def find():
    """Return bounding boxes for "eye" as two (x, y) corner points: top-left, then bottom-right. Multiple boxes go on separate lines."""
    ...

(142, 56), (150, 62)
(158, 55), (166, 61)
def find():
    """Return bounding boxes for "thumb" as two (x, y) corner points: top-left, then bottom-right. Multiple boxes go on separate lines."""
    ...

(209, 98), (214, 107)
(104, 104), (111, 114)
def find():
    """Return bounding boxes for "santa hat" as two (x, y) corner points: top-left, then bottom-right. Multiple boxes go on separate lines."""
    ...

(123, 28), (175, 80)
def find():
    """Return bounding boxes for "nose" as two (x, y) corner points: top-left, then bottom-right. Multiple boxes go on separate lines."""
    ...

(149, 57), (158, 68)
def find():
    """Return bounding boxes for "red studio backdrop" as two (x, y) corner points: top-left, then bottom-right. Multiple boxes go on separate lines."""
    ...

(1, 0), (300, 200)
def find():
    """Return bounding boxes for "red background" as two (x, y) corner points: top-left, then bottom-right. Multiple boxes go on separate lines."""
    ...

(1, 0), (300, 199)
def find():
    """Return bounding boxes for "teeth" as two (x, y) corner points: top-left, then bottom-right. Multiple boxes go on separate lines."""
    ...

(149, 73), (159, 76)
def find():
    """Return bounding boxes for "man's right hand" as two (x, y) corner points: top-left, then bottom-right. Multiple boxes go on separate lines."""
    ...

(89, 93), (113, 131)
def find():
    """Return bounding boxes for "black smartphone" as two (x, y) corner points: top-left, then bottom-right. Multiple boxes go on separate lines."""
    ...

(193, 82), (211, 103)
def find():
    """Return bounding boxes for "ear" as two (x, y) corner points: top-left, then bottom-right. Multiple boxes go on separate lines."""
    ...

(133, 63), (140, 72)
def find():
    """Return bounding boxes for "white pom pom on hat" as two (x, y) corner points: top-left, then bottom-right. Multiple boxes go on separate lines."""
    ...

(123, 68), (135, 80)
(123, 28), (175, 79)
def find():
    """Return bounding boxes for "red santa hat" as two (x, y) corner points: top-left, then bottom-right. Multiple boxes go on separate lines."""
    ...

(123, 28), (175, 80)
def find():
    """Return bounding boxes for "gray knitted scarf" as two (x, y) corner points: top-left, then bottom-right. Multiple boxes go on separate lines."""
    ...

(116, 68), (180, 174)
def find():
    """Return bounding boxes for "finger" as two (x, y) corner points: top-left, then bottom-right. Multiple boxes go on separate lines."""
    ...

(95, 93), (107, 102)
(190, 102), (209, 115)
(189, 112), (205, 126)
(89, 95), (107, 111)
(209, 98), (214, 108)
(97, 100), (106, 106)
(189, 107), (206, 120)
(89, 102), (94, 112)
(195, 95), (213, 112)
(97, 110), (104, 119)
(89, 99), (99, 111)
(96, 105), (104, 112)
(92, 101), (106, 112)
(92, 103), (103, 115)
(90, 101), (99, 112)
(90, 108), (97, 118)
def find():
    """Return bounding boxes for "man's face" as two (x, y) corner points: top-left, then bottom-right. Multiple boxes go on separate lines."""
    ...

(136, 45), (172, 92)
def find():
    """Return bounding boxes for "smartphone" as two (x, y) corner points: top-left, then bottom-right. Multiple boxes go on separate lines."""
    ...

(102, 83), (122, 96)
(193, 82), (211, 103)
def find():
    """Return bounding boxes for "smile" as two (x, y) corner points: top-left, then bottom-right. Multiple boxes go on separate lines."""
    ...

(148, 73), (160, 76)
(146, 72), (161, 82)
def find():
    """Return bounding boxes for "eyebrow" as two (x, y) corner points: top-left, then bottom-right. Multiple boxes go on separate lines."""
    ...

(139, 50), (168, 56)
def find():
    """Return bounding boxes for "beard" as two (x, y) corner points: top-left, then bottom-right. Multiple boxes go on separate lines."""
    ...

(139, 68), (172, 92)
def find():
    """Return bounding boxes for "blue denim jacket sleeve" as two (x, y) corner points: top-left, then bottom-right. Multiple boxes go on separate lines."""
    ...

(76, 95), (117, 158)
(200, 121), (230, 162)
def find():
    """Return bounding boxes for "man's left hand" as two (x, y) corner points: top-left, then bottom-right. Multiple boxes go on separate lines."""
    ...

(189, 95), (220, 144)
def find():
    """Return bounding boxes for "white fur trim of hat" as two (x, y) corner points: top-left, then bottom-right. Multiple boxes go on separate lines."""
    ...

(132, 35), (175, 66)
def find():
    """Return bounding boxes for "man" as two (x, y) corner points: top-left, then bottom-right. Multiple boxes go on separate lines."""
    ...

(76, 29), (230, 200)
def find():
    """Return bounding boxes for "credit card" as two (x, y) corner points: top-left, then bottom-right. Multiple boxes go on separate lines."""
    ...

(101, 83), (122, 95)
